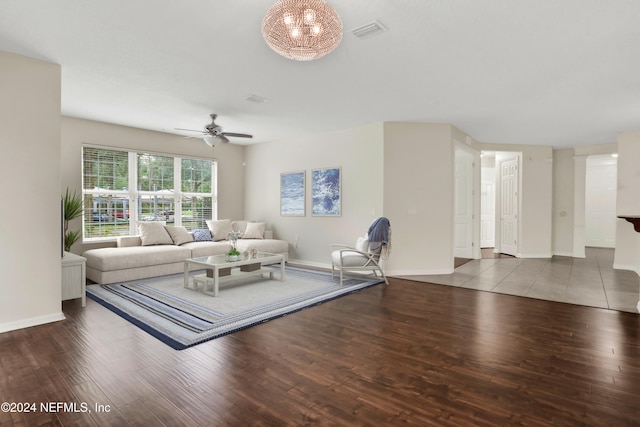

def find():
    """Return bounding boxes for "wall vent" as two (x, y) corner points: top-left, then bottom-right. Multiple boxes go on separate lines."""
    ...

(350, 20), (388, 39)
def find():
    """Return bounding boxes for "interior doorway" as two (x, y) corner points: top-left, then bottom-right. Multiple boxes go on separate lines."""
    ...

(585, 154), (617, 248)
(480, 151), (522, 258)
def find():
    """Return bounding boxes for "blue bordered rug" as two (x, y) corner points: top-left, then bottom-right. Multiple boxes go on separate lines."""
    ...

(86, 266), (384, 350)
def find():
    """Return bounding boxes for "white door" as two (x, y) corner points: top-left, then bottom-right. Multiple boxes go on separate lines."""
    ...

(480, 167), (495, 248)
(455, 152), (473, 258)
(500, 158), (518, 256)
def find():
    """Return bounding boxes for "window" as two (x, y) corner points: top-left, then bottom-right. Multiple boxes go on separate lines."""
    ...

(82, 146), (216, 241)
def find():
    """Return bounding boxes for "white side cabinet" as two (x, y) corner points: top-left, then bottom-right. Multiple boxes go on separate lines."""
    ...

(62, 252), (87, 307)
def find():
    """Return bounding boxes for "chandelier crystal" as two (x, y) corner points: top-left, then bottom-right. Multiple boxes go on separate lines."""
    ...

(262, 0), (343, 61)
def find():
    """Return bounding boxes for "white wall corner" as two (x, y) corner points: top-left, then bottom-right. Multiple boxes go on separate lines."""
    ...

(612, 263), (640, 276)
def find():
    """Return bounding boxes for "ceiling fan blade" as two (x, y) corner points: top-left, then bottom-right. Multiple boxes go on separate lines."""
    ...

(175, 127), (204, 133)
(222, 132), (253, 138)
(219, 135), (230, 143)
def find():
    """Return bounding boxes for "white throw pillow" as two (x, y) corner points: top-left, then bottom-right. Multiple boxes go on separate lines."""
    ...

(138, 221), (173, 246)
(242, 222), (266, 239)
(232, 220), (248, 234)
(206, 219), (234, 241)
(165, 226), (194, 246)
(355, 237), (369, 252)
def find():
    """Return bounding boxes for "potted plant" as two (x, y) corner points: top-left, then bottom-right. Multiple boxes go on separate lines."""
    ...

(226, 230), (243, 261)
(226, 247), (241, 262)
(63, 188), (83, 252)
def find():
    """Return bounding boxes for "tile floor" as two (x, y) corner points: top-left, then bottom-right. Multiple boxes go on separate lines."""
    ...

(398, 247), (640, 313)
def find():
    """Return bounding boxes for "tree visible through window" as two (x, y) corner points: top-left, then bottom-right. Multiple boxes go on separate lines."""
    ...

(82, 147), (216, 240)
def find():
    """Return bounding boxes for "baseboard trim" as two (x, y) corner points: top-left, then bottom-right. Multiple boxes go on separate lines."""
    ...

(518, 253), (553, 259)
(387, 268), (454, 276)
(612, 263), (640, 276)
(553, 252), (575, 257)
(0, 312), (65, 334)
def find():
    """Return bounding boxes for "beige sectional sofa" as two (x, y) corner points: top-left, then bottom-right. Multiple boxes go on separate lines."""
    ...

(82, 220), (289, 284)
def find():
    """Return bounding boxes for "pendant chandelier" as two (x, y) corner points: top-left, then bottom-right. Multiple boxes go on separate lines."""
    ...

(262, 0), (343, 61)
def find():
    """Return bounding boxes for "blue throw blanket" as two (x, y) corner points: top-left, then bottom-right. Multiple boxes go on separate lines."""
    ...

(368, 217), (391, 244)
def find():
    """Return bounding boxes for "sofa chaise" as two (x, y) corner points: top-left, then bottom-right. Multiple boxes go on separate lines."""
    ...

(82, 220), (289, 284)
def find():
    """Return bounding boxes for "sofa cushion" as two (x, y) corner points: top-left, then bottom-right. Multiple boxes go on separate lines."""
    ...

(165, 226), (194, 245)
(242, 222), (265, 239)
(236, 239), (288, 255)
(206, 219), (233, 241)
(117, 235), (142, 248)
(331, 250), (370, 267)
(181, 241), (232, 258)
(138, 221), (173, 246)
(84, 245), (191, 272)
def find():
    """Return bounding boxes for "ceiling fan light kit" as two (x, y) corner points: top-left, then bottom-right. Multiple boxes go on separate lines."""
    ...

(202, 135), (218, 147)
(262, 0), (343, 61)
(176, 114), (252, 147)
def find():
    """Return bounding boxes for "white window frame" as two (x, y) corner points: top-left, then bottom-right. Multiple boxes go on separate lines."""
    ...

(81, 145), (217, 243)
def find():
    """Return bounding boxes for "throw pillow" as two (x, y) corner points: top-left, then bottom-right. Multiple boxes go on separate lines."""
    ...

(206, 219), (234, 241)
(138, 221), (173, 246)
(355, 237), (369, 252)
(193, 229), (213, 242)
(232, 220), (248, 234)
(242, 222), (266, 239)
(165, 226), (194, 246)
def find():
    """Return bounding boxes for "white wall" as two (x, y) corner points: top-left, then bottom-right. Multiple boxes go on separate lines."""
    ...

(614, 133), (640, 274)
(245, 121), (470, 275)
(0, 51), (64, 332)
(552, 148), (575, 256)
(383, 123), (457, 274)
(244, 123), (384, 266)
(555, 143), (618, 257)
(585, 155), (617, 247)
(61, 116), (246, 253)
(480, 161), (496, 248)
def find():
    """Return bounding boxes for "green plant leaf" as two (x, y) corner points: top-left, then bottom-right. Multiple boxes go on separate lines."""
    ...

(64, 230), (81, 252)
(63, 188), (83, 222)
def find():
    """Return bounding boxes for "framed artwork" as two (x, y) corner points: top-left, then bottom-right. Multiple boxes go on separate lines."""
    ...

(280, 171), (306, 216)
(312, 167), (341, 216)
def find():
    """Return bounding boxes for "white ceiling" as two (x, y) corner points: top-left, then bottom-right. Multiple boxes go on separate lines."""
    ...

(1, 0), (639, 148)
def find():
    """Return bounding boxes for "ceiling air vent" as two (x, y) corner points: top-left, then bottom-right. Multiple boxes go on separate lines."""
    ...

(350, 20), (387, 39)
(244, 94), (267, 103)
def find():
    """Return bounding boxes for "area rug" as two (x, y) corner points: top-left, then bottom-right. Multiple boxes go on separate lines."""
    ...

(86, 266), (384, 350)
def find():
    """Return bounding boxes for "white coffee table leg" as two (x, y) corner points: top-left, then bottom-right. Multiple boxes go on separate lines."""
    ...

(183, 262), (190, 288)
(214, 267), (219, 297)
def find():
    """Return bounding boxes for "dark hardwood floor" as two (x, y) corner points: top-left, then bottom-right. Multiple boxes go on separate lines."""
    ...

(1, 277), (639, 426)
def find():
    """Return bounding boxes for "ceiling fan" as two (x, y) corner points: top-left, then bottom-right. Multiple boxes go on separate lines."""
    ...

(176, 114), (253, 147)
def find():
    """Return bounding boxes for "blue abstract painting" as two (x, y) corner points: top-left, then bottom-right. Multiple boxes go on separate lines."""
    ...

(312, 167), (341, 216)
(280, 171), (305, 216)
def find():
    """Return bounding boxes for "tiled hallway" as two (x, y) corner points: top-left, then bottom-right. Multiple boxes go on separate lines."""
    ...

(400, 248), (640, 313)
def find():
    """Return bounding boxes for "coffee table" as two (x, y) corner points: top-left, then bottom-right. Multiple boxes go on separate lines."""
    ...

(183, 252), (285, 297)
